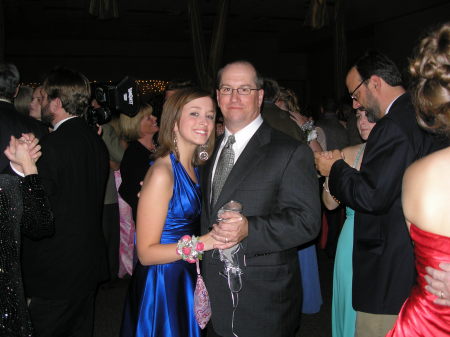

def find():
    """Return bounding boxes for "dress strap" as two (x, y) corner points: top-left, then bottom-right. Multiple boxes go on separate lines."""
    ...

(352, 143), (366, 168)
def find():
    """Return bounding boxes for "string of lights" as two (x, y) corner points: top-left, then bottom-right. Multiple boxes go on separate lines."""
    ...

(21, 79), (169, 95)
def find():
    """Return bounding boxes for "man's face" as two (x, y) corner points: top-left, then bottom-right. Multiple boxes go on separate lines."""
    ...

(346, 67), (382, 122)
(29, 87), (43, 120)
(40, 90), (55, 126)
(216, 63), (264, 133)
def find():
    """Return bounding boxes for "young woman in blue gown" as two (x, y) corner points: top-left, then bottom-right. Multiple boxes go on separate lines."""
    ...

(120, 88), (219, 337)
(321, 109), (376, 337)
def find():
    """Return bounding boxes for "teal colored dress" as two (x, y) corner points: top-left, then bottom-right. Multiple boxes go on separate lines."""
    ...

(332, 207), (356, 337)
(331, 144), (365, 337)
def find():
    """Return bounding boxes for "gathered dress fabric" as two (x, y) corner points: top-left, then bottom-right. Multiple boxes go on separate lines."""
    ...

(386, 224), (450, 337)
(332, 207), (356, 337)
(120, 153), (201, 337)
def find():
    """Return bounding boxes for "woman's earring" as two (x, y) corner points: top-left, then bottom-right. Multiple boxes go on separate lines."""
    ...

(173, 133), (180, 160)
(198, 144), (209, 161)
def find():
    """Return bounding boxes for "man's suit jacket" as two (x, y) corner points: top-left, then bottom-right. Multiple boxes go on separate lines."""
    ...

(0, 101), (47, 172)
(316, 112), (349, 151)
(261, 101), (306, 143)
(22, 117), (109, 299)
(200, 122), (321, 337)
(329, 93), (443, 314)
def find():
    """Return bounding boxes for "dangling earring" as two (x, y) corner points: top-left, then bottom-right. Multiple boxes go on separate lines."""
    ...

(173, 132), (180, 160)
(198, 144), (209, 161)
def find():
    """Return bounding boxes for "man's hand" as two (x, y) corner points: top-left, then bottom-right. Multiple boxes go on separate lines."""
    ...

(424, 263), (450, 306)
(314, 150), (342, 177)
(211, 211), (248, 250)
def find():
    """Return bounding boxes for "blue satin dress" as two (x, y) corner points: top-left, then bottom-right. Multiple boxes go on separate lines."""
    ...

(120, 153), (201, 337)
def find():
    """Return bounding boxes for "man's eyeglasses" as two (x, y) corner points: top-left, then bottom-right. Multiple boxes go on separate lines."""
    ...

(218, 86), (260, 95)
(349, 79), (367, 101)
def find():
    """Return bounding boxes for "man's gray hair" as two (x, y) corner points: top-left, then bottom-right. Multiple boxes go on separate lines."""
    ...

(0, 63), (20, 100)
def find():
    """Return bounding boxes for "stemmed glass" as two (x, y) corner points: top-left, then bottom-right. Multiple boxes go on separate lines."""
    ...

(216, 200), (243, 293)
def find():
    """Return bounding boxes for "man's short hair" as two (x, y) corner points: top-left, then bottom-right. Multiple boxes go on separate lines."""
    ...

(354, 50), (403, 87)
(43, 67), (90, 116)
(262, 78), (280, 103)
(0, 63), (20, 100)
(216, 60), (264, 89)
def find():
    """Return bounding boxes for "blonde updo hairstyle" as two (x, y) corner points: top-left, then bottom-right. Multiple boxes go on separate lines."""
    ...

(154, 87), (215, 166)
(120, 103), (154, 142)
(409, 22), (450, 136)
(278, 87), (301, 113)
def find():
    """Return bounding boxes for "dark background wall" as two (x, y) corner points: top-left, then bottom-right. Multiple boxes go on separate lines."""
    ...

(3, 0), (449, 108)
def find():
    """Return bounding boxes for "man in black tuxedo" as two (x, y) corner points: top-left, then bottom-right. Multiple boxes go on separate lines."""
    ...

(22, 67), (109, 337)
(0, 63), (47, 172)
(315, 51), (442, 337)
(201, 60), (321, 337)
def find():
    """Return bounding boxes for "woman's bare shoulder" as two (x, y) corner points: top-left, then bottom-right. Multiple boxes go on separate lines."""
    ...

(144, 155), (173, 187)
(405, 147), (450, 185)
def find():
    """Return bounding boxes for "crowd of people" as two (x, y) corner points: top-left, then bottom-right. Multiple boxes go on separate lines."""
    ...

(0, 21), (449, 337)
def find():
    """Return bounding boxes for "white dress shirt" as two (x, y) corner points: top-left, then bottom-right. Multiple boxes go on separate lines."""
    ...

(211, 115), (263, 191)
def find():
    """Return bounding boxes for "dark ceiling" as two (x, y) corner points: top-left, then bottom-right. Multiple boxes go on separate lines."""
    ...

(2, 0), (449, 95)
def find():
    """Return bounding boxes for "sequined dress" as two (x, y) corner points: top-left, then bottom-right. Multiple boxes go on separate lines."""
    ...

(0, 174), (53, 337)
(120, 153), (201, 337)
(386, 224), (450, 336)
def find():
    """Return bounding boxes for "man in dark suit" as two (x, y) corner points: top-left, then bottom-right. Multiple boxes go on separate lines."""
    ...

(315, 51), (442, 337)
(201, 60), (321, 337)
(261, 77), (305, 142)
(0, 63), (47, 172)
(22, 67), (109, 337)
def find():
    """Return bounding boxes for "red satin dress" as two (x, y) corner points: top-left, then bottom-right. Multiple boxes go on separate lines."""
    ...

(386, 224), (450, 337)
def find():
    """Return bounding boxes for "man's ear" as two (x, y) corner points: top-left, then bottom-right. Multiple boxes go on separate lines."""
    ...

(216, 89), (221, 109)
(370, 75), (382, 91)
(13, 86), (19, 98)
(258, 89), (264, 107)
(49, 97), (62, 112)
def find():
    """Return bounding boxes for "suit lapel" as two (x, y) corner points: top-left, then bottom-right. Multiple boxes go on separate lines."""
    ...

(212, 123), (271, 214)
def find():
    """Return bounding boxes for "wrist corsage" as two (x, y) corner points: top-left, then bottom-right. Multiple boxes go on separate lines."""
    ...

(176, 235), (204, 263)
(299, 119), (318, 142)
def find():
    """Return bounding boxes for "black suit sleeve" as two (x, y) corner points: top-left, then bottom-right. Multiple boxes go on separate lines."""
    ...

(329, 119), (412, 214)
(36, 139), (60, 199)
(245, 144), (321, 256)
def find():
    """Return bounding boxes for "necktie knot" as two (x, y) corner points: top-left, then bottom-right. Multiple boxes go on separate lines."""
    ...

(211, 134), (236, 206)
(225, 135), (235, 148)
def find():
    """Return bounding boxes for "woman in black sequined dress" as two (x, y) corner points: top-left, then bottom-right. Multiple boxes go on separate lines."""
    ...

(0, 134), (53, 337)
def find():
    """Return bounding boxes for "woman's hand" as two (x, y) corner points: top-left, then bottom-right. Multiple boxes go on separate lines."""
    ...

(289, 110), (310, 127)
(4, 134), (40, 175)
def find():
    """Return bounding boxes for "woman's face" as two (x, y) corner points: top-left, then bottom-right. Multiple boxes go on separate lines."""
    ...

(356, 109), (376, 141)
(174, 96), (215, 146)
(139, 113), (159, 137)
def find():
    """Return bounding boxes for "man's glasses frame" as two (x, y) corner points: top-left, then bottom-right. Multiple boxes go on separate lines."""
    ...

(218, 86), (260, 95)
(350, 78), (367, 101)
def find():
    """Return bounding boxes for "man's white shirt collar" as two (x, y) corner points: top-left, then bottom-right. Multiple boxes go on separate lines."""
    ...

(385, 94), (403, 115)
(210, 115), (263, 193)
(53, 115), (77, 131)
(221, 114), (263, 161)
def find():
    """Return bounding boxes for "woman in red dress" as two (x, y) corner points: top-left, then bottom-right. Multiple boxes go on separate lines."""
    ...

(386, 22), (450, 337)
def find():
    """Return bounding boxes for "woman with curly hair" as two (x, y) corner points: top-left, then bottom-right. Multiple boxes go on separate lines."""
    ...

(386, 22), (450, 337)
